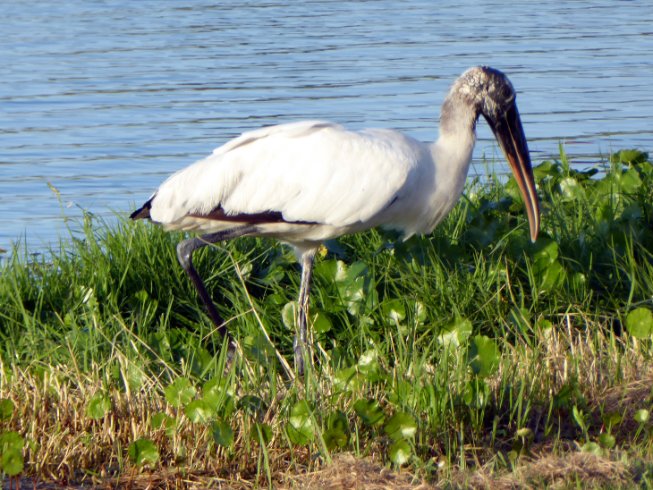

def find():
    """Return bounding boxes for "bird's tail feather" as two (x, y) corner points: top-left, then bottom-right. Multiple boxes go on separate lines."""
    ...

(130, 197), (153, 220)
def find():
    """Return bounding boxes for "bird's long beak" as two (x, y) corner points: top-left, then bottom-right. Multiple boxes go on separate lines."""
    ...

(485, 103), (540, 242)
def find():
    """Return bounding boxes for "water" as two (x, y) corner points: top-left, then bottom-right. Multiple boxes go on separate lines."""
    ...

(2, 0), (652, 252)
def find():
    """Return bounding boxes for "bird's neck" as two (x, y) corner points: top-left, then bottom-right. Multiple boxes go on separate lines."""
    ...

(421, 93), (478, 234)
(439, 90), (478, 138)
(433, 93), (478, 176)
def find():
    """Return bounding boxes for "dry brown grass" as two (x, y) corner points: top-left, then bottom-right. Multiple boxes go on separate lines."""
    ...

(1, 318), (651, 489)
(8, 450), (635, 489)
(280, 453), (426, 490)
(499, 311), (651, 405)
(441, 451), (632, 490)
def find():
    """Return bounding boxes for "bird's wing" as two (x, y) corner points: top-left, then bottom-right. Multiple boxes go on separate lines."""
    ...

(149, 121), (425, 228)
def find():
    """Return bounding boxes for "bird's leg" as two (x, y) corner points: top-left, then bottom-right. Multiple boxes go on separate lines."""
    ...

(294, 248), (316, 375)
(176, 226), (256, 344)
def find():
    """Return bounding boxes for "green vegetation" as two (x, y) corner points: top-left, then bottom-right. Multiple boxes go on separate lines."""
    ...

(0, 148), (652, 488)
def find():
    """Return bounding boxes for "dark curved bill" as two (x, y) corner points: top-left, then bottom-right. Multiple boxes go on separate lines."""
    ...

(485, 103), (540, 242)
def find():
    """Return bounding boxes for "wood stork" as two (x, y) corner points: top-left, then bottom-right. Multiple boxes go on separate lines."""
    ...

(131, 66), (540, 374)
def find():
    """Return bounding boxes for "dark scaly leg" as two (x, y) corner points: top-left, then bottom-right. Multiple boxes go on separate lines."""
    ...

(176, 226), (257, 343)
(294, 248), (317, 375)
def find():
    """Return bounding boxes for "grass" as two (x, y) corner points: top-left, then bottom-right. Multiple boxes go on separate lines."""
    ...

(0, 148), (652, 488)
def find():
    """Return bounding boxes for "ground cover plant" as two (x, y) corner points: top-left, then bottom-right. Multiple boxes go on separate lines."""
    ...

(0, 148), (652, 488)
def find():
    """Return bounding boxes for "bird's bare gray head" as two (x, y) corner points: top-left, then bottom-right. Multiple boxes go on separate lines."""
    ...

(440, 66), (517, 133)
(440, 66), (539, 243)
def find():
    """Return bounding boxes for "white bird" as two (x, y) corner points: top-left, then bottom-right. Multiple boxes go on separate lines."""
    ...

(131, 66), (540, 374)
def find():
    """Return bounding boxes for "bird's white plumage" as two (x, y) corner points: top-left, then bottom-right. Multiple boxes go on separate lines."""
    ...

(148, 119), (475, 247)
(133, 66), (540, 375)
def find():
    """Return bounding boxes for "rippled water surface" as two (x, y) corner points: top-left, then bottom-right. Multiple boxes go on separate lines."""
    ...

(2, 0), (652, 251)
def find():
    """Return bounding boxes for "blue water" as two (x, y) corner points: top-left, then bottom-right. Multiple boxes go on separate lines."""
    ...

(2, 0), (652, 252)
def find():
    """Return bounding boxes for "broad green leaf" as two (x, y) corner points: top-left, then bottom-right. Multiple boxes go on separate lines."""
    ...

(611, 149), (649, 165)
(414, 301), (427, 324)
(328, 411), (349, 432)
(516, 427), (533, 440)
(212, 420), (234, 448)
(185, 399), (214, 424)
(0, 448), (23, 476)
(287, 400), (316, 445)
(281, 302), (297, 330)
(312, 310), (332, 334)
(203, 393), (234, 417)
(467, 335), (500, 377)
(336, 260), (369, 285)
(202, 378), (234, 414)
(353, 399), (385, 427)
(388, 439), (412, 465)
(0, 399), (14, 421)
(86, 393), (111, 420)
(128, 438), (159, 466)
(598, 433), (616, 449)
(203, 377), (233, 399)
(559, 177), (585, 201)
(384, 412), (417, 441)
(341, 279), (369, 315)
(381, 298), (406, 324)
(150, 412), (171, 430)
(530, 239), (566, 292)
(634, 409), (650, 424)
(333, 366), (363, 392)
(625, 308), (653, 339)
(133, 289), (150, 303)
(0, 430), (24, 474)
(537, 319), (553, 331)
(164, 378), (196, 408)
(314, 259), (340, 282)
(437, 318), (472, 348)
(333, 261), (376, 315)
(265, 292), (287, 307)
(619, 167), (643, 193)
(357, 349), (380, 378)
(0, 432), (24, 453)
(124, 362), (145, 391)
(324, 427), (348, 450)
(580, 441), (603, 457)
(148, 331), (172, 362)
(149, 409), (177, 436)
(463, 379), (490, 409)
(531, 238), (559, 269)
(324, 411), (349, 450)
(537, 260), (566, 292)
(163, 416), (177, 437)
(188, 346), (214, 378)
(533, 160), (561, 181)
